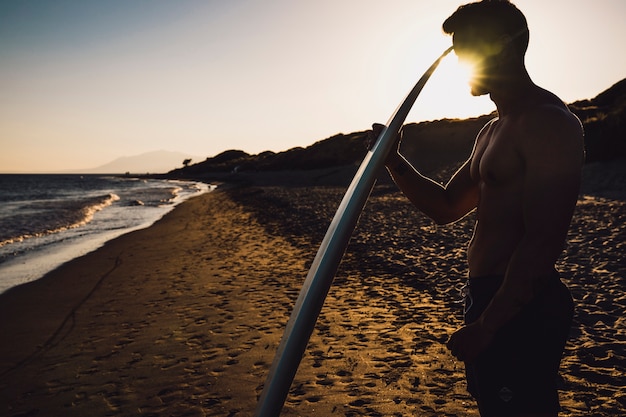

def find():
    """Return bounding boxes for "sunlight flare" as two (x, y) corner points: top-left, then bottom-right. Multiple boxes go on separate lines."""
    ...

(410, 49), (494, 121)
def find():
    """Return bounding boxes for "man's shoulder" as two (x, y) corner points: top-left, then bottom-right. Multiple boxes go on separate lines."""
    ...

(521, 87), (581, 129)
(517, 99), (583, 142)
(476, 116), (499, 140)
(516, 101), (585, 166)
(528, 102), (579, 124)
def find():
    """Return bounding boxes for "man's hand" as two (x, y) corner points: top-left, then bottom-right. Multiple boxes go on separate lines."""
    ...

(446, 322), (494, 363)
(366, 123), (403, 151)
(365, 123), (385, 151)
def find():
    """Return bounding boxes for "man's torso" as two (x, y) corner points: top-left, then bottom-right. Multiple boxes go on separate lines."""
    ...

(466, 90), (583, 277)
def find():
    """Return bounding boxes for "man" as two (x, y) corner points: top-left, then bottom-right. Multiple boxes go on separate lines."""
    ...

(372, 1), (584, 416)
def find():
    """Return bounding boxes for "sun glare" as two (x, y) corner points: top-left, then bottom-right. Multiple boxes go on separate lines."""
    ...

(409, 50), (494, 122)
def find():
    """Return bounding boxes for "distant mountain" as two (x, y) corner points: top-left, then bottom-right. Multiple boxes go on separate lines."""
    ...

(80, 150), (202, 174)
(170, 78), (626, 181)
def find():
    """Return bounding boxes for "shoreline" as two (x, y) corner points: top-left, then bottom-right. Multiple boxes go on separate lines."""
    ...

(0, 179), (215, 295)
(0, 189), (303, 416)
(1, 182), (625, 416)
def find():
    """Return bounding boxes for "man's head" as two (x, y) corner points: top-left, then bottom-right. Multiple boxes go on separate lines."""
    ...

(443, 0), (529, 95)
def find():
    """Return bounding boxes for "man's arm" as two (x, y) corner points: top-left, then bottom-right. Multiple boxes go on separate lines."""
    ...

(386, 151), (479, 225)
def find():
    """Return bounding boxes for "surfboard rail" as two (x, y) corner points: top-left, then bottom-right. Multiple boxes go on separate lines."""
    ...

(254, 46), (453, 417)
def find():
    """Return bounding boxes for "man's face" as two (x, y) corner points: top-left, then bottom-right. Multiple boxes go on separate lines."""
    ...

(452, 29), (503, 96)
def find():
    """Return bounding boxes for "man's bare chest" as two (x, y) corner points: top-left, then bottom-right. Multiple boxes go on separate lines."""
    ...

(470, 121), (524, 186)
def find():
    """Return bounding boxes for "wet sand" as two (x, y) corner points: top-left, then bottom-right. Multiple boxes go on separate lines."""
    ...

(1, 167), (625, 416)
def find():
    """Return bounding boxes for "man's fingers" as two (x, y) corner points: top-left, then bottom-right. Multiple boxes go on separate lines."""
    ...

(366, 123), (386, 151)
(446, 335), (459, 359)
(367, 123), (405, 150)
(372, 123), (386, 136)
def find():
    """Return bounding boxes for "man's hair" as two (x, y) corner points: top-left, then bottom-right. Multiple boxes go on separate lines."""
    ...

(443, 0), (529, 56)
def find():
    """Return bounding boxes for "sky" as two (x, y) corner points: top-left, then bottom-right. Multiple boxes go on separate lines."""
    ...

(1, 0), (625, 173)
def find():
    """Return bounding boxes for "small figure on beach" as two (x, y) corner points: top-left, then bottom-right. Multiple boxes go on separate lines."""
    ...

(371, 1), (585, 416)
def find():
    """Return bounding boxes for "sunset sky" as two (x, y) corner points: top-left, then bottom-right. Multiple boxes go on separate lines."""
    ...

(1, 0), (625, 173)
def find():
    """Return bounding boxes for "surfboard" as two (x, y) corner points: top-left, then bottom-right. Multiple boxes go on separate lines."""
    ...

(254, 46), (454, 417)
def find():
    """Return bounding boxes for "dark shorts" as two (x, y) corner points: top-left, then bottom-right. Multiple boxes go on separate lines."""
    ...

(463, 270), (574, 417)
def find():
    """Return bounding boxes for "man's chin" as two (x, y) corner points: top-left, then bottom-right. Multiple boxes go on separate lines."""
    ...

(470, 84), (489, 97)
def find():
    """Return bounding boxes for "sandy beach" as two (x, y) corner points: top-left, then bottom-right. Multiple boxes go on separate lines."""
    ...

(1, 166), (625, 416)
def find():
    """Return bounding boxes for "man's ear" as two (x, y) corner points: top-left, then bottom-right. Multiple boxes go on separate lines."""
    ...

(497, 34), (513, 53)
(480, 34), (511, 58)
(494, 34), (516, 62)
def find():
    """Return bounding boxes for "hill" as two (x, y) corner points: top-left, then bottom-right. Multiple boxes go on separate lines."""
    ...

(569, 78), (626, 162)
(80, 150), (202, 174)
(169, 78), (626, 183)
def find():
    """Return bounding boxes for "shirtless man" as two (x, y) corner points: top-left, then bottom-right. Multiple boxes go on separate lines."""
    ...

(372, 1), (584, 416)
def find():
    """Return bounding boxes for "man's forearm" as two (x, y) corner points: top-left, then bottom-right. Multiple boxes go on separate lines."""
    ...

(386, 152), (473, 225)
(477, 238), (559, 334)
(387, 154), (446, 213)
(386, 152), (413, 176)
(477, 271), (533, 334)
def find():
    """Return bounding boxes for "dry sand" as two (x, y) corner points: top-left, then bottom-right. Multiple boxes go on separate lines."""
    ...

(0, 171), (625, 416)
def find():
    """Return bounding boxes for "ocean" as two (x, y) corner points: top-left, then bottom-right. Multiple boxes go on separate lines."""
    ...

(0, 174), (213, 294)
